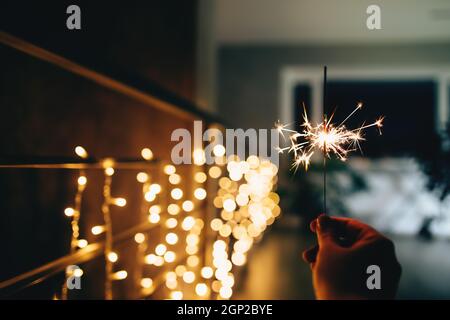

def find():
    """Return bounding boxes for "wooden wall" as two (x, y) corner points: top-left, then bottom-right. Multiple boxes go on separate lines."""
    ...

(0, 0), (201, 298)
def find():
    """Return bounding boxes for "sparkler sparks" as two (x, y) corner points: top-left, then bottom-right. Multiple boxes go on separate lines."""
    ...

(276, 103), (384, 172)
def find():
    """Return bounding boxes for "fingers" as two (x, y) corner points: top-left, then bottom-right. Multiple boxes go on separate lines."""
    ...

(315, 215), (338, 247)
(313, 214), (380, 247)
(302, 245), (319, 263)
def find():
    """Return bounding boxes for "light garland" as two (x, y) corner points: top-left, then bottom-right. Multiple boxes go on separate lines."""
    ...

(60, 144), (280, 300)
(61, 146), (88, 300)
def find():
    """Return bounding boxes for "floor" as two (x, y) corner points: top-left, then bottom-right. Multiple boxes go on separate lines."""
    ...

(234, 222), (450, 300)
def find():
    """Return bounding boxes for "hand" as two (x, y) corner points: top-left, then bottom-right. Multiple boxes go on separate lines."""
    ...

(302, 214), (402, 299)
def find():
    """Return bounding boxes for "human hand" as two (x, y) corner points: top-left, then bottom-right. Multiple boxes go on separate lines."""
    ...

(302, 214), (401, 300)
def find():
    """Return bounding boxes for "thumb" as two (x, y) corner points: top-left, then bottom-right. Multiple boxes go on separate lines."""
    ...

(315, 214), (338, 248)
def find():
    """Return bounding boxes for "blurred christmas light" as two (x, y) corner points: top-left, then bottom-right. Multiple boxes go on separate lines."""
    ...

(141, 148), (153, 160)
(75, 146), (88, 159)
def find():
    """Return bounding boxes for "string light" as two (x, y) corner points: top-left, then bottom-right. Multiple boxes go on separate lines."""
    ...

(136, 172), (149, 183)
(75, 146), (88, 159)
(141, 278), (153, 289)
(170, 291), (183, 300)
(91, 225), (106, 235)
(141, 148), (154, 161)
(194, 172), (207, 183)
(213, 144), (226, 157)
(57, 143), (280, 301)
(194, 188), (207, 200)
(64, 207), (75, 217)
(201, 267), (214, 279)
(165, 218), (178, 228)
(112, 270), (128, 280)
(62, 147), (89, 299)
(108, 252), (119, 263)
(164, 164), (176, 175)
(77, 239), (88, 248)
(171, 188), (183, 200)
(134, 233), (146, 244)
(182, 200), (194, 212)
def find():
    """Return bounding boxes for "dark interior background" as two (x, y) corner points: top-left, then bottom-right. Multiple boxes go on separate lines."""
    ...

(0, 0), (199, 298)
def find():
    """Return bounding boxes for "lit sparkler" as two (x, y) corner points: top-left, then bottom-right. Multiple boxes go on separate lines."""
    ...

(276, 66), (384, 214)
(275, 102), (384, 172)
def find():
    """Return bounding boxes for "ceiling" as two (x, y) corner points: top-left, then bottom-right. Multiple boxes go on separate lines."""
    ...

(215, 0), (450, 44)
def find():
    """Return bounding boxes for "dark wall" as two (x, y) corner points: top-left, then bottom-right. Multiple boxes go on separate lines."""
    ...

(0, 0), (197, 101)
(0, 1), (198, 298)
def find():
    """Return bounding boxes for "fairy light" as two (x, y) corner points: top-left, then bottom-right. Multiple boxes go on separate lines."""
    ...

(165, 232), (178, 245)
(182, 216), (196, 231)
(149, 183), (162, 194)
(183, 271), (195, 284)
(141, 148), (154, 160)
(100, 163), (128, 299)
(148, 213), (160, 223)
(175, 265), (187, 277)
(149, 205), (161, 215)
(136, 160), (153, 298)
(171, 188), (183, 200)
(145, 254), (157, 265)
(64, 207), (75, 217)
(165, 218), (178, 228)
(168, 174), (181, 185)
(187, 255), (199, 267)
(208, 166), (222, 178)
(77, 239), (88, 248)
(134, 233), (145, 244)
(91, 225), (106, 235)
(201, 267), (214, 279)
(164, 251), (176, 263)
(77, 176), (87, 186)
(196, 283), (209, 297)
(164, 164), (176, 175)
(155, 244), (167, 256)
(105, 167), (115, 176)
(140, 278), (153, 289)
(112, 270), (127, 280)
(204, 154), (280, 300)
(108, 252), (119, 263)
(73, 268), (84, 278)
(182, 200), (194, 212)
(194, 188), (207, 200)
(193, 149), (206, 166)
(194, 172), (207, 183)
(145, 191), (156, 202)
(75, 146), (88, 159)
(113, 197), (127, 207)
(62, 148), (89, 300)
(213, 144), (226, 157)
(168, 204), (180, 215)
(170, 291), (183, 300)
(59, 144), (281, 300)
(136, 172), (149, 183)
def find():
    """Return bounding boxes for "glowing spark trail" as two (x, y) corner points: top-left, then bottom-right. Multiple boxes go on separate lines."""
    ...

(275, 103), (384, 172)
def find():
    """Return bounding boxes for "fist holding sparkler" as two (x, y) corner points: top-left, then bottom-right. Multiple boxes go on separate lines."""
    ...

(302, 214), (402, 300)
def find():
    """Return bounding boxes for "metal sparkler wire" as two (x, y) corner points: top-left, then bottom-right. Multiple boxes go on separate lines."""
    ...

(323, 66), (328, 214)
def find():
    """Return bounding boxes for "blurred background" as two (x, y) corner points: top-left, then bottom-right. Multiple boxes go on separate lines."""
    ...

(1, 0), (450, 299)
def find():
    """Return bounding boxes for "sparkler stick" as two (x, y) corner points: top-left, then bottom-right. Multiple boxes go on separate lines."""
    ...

(275, 66), (384, 215)
(323, 66), (328, 214)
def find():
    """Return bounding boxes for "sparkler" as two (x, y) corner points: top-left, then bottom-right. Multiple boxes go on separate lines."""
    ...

(275, 66), (384, 213)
